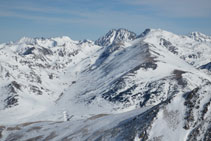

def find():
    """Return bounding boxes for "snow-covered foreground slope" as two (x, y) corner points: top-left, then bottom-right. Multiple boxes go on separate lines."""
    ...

(0, 28), (210, 141)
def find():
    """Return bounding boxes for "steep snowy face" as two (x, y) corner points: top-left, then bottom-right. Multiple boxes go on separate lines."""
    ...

(95, 28), (136, 46)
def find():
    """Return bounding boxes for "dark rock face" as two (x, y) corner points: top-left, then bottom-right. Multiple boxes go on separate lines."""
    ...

(199, 62), (211, 71)
(137, 28), (151, 38)
(30, 85), (42, 95)
(172, 70), (187, 87)
(22, 46), (53, 56)
(187, 119), (211, 141)
(38, 47), (53, 56)
(183, 87), (200, 129)
(4, 95), (18, 108)
(203, 126), (211, 141)
(182, 84), (211, 141)
(23, 47), (35, 55)
(4, 81), (21, 108)
(10, 81), (21, 90)
(201, 100), (211, 120)
(102, 77), (135, 103)
(139, 61), (157, 70)
(160, 38), (178, 55)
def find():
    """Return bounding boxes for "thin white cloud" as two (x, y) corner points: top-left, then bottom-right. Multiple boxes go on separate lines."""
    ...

(0, 5), (169, 32)
(121, 0), (211, 17)
(0, 0), (209, 36)
(0, 2), (160, 26)
(0, 4), (89, 18)
(0, 10), (89, 24)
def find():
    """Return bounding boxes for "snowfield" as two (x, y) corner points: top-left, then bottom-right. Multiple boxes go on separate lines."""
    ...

(0, 28), (210, 141)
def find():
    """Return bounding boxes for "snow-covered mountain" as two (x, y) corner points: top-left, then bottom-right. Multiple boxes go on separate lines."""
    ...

(0, 28), (210, 141)
(95, 28), (136, 46)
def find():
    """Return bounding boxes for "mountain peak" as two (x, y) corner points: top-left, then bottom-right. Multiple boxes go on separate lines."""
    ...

(95, 28), (136, 46)
(137, 28), (152, 38)
(136, 28), (178, 39)
(18, 37), (37, 44)
(51, 36), (74, 42)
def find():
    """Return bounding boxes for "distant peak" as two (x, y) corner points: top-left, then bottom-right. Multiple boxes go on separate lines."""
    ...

(51, 36), (76, 44)
(189, 32), (207, 37)
(95, 28), (136, 46)
(189, 31), (211, 42)
(18, 37), (37, 44)
(52, 36), (72, 41)
(19, 36), (31, 41)
(78, 39), (94, 44)
(17, 36), (77, 47)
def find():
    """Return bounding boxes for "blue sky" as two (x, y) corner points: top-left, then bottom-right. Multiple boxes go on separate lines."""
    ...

(0, 0), (211, 43)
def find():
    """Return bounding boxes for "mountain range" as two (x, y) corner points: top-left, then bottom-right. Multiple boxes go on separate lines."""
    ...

(0, 28), (210, 141)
